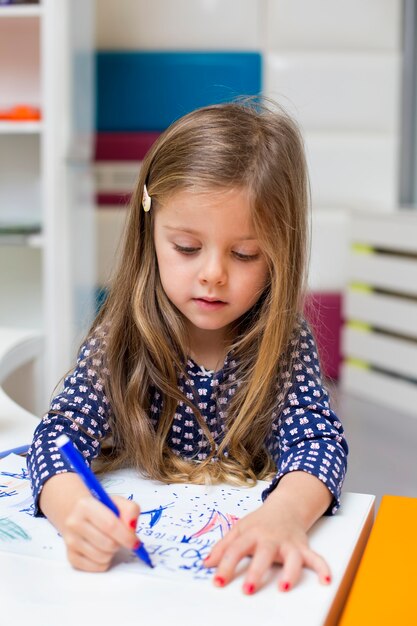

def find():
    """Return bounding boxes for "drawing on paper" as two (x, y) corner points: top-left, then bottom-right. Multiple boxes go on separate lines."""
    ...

(185, 509), (239, 541)
(0, 454), (266, 581)
(0, 468), (29, 481)
(0, 517), (30, 541)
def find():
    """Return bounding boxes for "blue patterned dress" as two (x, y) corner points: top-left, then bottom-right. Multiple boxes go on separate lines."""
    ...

(27, 322), (348, 515)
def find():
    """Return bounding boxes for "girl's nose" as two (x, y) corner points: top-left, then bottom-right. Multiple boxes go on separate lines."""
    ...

(198, 254), (227, 286)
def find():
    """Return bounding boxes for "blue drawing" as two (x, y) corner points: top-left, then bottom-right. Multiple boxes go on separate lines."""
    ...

(0, 468), (29, 481)
(0, 488), (18, 498)
(140, 503), (174, 528)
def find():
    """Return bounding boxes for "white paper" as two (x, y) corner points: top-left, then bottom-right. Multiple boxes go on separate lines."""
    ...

(0, 454), (267, 580)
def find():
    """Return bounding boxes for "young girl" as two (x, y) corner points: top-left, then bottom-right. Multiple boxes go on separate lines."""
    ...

(27, 99), (348, 595)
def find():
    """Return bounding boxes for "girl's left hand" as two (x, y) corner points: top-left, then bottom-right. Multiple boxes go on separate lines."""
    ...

(203, 502), (331, 595)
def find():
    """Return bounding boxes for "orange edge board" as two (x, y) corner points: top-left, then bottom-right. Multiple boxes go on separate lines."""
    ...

(324, 500), (375, 626)
(339, 495), (417, 624)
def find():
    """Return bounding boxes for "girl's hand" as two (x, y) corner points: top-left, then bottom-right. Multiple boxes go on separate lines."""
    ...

(40, 473), (140, 573)
(203, 500), (331, 595)
(62, 494), (140, 572)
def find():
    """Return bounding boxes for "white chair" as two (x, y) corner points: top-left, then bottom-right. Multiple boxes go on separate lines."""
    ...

(0, 328), (43, 450)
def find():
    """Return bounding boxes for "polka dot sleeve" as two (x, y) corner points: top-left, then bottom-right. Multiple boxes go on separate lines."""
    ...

(262, 323), (348, 514)
(26, 335), (112, 516)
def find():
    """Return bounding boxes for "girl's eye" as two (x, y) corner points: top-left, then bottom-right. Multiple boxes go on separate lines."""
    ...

(173, 244), (200, 255)
(233, 251), (260, 262)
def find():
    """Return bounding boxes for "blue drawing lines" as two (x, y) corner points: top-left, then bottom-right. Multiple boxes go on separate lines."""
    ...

(0, 486), (18, 498)
(0, 468), (29, 481)
(140, 503), (174, 528)
(0, 466), (30, 499)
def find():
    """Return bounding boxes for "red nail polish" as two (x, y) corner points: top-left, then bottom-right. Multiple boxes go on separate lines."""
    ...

(280, 581), (291, 592)
(214, 576), (226, 587)
(324, 575), (331, 584)
(130, 519), (137, 529)
(133, 539), (141, 550)
(243, 583), (255, 595)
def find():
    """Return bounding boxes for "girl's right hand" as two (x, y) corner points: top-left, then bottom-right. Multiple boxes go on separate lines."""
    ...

(39, 473), (140, 572)
(63, 494), (140, 572)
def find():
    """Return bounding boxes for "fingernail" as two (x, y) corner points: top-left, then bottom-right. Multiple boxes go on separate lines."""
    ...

(203, 556), (211, 564)
(133, 539), (141, 550)
(214, 576), (226, 587)
(280, 581), (291, 592)
(243, 583), (255, 595)
(324, 575), (331, 584)
(129, 519), (137, 529)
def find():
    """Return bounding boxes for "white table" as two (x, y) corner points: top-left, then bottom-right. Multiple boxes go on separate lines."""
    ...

(0, 491), (374, 626)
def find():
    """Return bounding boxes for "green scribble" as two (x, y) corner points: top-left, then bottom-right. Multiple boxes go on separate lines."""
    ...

(0, 517), (31, 541)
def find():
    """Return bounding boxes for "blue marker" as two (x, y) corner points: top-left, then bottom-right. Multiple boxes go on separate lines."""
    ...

(56, 434), (153, 568)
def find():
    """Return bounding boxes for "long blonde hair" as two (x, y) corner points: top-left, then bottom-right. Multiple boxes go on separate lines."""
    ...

(91, 99), (309, 485)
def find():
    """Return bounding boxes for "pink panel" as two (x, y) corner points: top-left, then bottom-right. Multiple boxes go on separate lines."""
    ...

(304, 292), (342, 381)
(95, 132), (161, 161)
(96, 192), (131, 206)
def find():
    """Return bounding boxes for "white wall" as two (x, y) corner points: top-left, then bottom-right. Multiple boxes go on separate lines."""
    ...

(95, 0), (403, 292)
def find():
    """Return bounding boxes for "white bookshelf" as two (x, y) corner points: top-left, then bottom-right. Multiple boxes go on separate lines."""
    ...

(0, 4), (43, 18)
(0, 0), (96, 411)
(0, 121), (42, 134)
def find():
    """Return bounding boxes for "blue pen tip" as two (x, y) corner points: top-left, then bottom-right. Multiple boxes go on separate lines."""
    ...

(142, 553), (154, 569)
(134, 544), (154, 568)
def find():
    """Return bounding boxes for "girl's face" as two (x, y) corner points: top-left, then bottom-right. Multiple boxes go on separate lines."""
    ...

(153, 187), (269, 344)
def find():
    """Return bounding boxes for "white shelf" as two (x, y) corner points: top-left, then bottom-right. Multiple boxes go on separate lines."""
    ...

(0, 4), (42, 19)
(342, 362), (417, 418)
(0, 121), (42, 134)
(0, 233), (43, 248)
(0, 0), (96, 406)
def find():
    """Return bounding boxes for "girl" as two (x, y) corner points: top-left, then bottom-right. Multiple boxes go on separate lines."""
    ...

(27, 99), (348, 595)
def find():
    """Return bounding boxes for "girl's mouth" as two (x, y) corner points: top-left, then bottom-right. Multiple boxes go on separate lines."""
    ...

(193, 298), (227, 310)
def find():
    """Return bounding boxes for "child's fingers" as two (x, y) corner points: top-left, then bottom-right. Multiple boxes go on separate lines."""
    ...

(211, 533), (256, 587)
(112, 495), (141, 529)
(203, 526), (239, 567)
(73, 518), (119, 554)
(241, 543), (277, 594)
(278, 547), (331, 591)
(67, 545), (112, 573)
(64, 499), (139, 572)
(277, 545), (303, 592)
(302, 548), (332, 585)
(98, 509), (138, 550)
(76, 497), (138, 551)
(67, 533), (115, 566)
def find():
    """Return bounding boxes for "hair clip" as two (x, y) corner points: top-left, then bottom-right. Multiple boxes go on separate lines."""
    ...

(142, 184), (152, 212)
